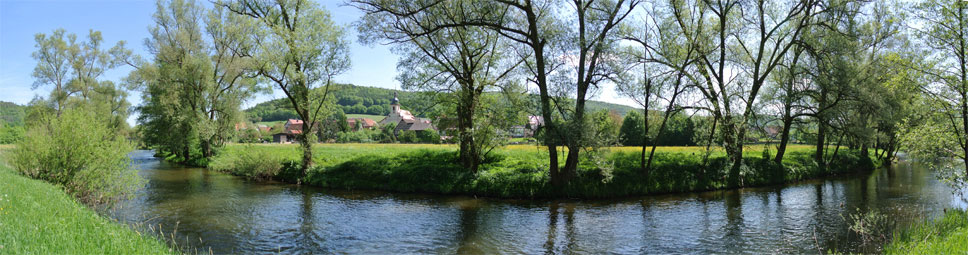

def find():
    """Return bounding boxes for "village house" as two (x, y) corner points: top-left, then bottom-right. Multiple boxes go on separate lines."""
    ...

(347, 118), (378, 131)
(394, 118), (436, 135)
(273, 119), (304, 144)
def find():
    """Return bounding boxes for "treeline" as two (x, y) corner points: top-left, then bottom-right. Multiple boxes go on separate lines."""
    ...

(244, 83), (639, 123)
(0, 101), (25, 144)
(353, 0), (936, 188)
(100, 0), (963, 190)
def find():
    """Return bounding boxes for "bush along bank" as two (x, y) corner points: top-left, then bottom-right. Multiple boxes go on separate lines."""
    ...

(207, 145), (876, 199)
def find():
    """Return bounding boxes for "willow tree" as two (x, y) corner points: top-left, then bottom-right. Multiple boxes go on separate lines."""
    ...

(132, 0), (258, 164)
(32, 29), (130, 119)
(443, 0), (638, 186)
(669, 0), (816, 187)
(617, 1), (699, 175)
(218, 0), (350, 180)
(912, 0), (968, 176)
(353, 0), (521, 173)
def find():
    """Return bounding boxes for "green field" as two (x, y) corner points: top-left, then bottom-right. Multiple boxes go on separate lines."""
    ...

(0, 146), (173, 254)
(345, 114), (386, 121)
(209, 143), (867, 198)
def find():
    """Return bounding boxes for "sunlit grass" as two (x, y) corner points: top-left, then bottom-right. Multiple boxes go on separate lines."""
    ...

(886, 209), (968, 254)
(0, 150), (174, 254)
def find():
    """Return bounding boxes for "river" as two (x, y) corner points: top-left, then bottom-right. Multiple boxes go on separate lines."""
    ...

(109, 150), (966, 254)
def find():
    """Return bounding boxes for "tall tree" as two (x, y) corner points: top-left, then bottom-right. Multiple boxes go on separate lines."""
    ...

(913, 0), (968, 176)
(617, 1), (698, 175)
(218, 0), (351, 181)
(670, 0), (816, 187)
(132, 0), (259, 163)
(353, 0), (521, 173)
(452, 0), (638, 186)
(32, 29), (130, 117)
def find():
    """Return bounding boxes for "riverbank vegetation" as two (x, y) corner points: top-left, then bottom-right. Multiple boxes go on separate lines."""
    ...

(209, 143), (873, 198)
(120, 0), (934, 194)
(0, 149), (172, 254)
(886, 209), (968, 254)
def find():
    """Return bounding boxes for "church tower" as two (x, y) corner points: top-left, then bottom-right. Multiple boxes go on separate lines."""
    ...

(390, 92), (400, 113)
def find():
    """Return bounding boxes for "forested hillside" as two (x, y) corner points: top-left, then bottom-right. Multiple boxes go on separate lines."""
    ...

(0, 101), (26, 144)
(245, 83), (639, 122)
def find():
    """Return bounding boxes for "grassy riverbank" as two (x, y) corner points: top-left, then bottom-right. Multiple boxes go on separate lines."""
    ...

(0, 146), (173, 254)
(209, 143), (873, 198)
(885, 209), (968, 254)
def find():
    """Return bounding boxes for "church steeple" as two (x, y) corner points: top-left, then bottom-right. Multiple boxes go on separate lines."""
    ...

(391, 92), (400, 113)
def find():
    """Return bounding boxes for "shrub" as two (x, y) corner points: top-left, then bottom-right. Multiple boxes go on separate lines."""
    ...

(11, 106), (143, 205)
(208, 146), (288, 180)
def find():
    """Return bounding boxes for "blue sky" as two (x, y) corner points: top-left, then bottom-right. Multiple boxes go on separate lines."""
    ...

(0, 0), (631, 124)
(1, 0), (398, 107)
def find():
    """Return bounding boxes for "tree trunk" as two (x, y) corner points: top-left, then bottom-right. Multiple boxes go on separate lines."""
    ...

(640, 107), (649, 174)
(815, 117), (827, 166)
(722, 117), (743, 188)
(774, 115), (793, 164)
(201, 139), (212, 158)
(457, 86), (479, 173)
(183, 145), (191, 163)
(299, 133), (312, 184)
(299, 108), (314, 184)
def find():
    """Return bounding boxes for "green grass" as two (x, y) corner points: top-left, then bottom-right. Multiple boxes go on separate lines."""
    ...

(886, 209), (968, 254)
(345, 114), (386, 120)
(209, 143), (872, 198)
(0, 148), (174, 254)
(255, 121), (283, 127)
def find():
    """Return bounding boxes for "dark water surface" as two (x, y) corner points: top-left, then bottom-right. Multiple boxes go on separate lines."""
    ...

(110, 150), (966, 254)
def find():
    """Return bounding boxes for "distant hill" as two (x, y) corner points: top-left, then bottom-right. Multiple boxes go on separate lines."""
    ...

(0, 101), (26, 144)
(244, 84), (640, 123)
(0, 101), (25, 126)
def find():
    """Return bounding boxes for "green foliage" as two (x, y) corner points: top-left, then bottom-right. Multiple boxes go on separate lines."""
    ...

(846, 208), (892, 245)
(132, 0), (260, 164)
(0, 101), (26, 127)
(208, 145), (288, 180)
(0, 101), (26, 143)
(886, 209), (968, 254)
(336, 129), (381, 143)
(417, 130), (441, 144)
(0, 123), (25, 144)
(619, 111), (696, 147)
(656, 113), (696, 146)
(210, 144), (872, 198)
(398, 130), (418, 143)
(11, 105), (143, 205)
(620, 111), (645, 146)
(0, 159), (173, 254)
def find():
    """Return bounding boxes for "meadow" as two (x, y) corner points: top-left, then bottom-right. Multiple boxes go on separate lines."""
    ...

(208, 143), (870, 198)
(0, 146), (173, 254)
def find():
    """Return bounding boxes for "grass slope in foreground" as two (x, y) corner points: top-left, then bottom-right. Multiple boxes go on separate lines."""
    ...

(886, 209), (968, 254)
(0, 151), (172, 254)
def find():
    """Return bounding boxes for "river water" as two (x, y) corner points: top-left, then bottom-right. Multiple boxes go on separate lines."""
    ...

(110, 150), (966, 254)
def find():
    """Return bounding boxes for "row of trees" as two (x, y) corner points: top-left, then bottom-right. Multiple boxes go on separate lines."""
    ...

(77, 0), (965, 189)
(352, 0), (942, 188)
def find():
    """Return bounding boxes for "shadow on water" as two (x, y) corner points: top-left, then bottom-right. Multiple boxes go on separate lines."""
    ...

(110, 150), (967, 254)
